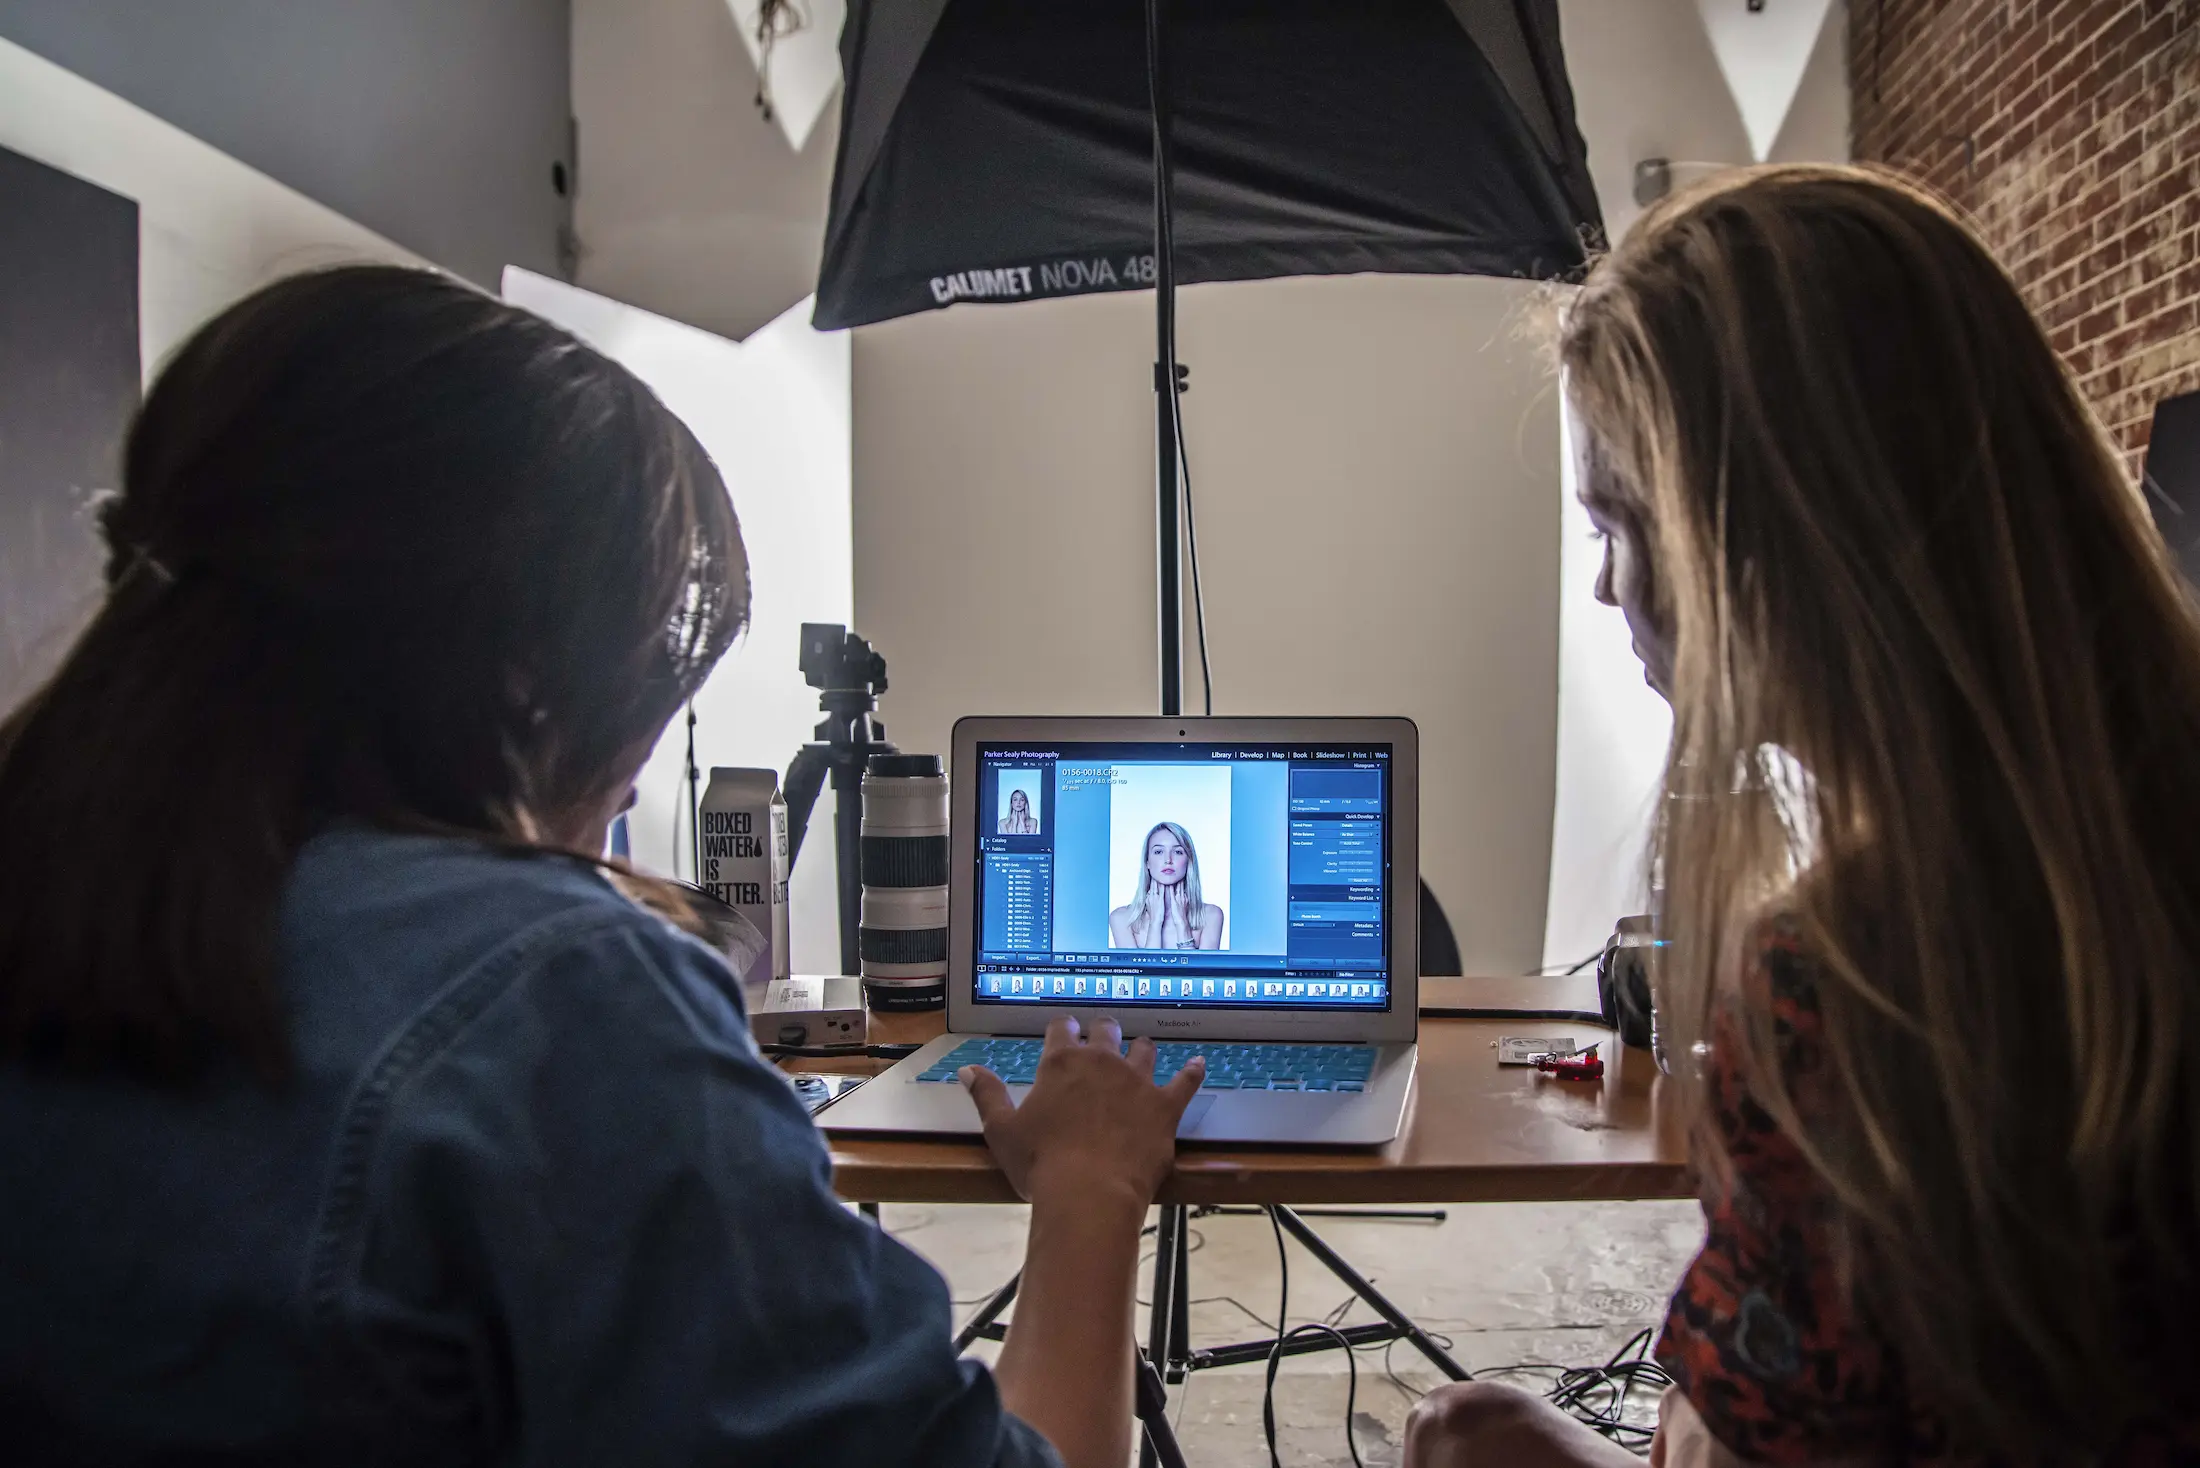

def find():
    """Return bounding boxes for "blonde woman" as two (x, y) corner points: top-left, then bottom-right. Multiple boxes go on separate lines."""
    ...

(1410, 166), (2200, 1466)
(998, 786), (1040, 835)
(1108, 823), (1224, 950)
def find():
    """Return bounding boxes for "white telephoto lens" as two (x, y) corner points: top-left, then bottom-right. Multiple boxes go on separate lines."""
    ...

(859, 753), (949, 1010)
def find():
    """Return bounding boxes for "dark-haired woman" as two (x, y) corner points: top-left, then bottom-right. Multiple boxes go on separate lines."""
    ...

(0, 266), (1200, 1467)
(1410, 165), (2200, 1466)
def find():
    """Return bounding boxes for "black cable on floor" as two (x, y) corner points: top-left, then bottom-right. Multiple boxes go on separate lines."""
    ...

(1265, 1323), (1365, 1468)
(1260, 1208), (1365, 1468)
(1261, 1207), (1290, 1467)
(1475, 1327), (1672, 1445)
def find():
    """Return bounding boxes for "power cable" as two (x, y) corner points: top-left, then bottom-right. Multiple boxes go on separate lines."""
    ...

(1530, 947), (1605, 976)
(1473, 1328), (1672, 1446)
(673, 698), (701, 881)
(757, 1043), (921, 1060)
(1261, 1207), (1364, 1468)
(1177, 406), (1214, 716)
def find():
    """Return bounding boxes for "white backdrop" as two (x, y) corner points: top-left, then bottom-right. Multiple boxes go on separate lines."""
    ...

(502, 270), (854, 973)
(1539, 401), (1673, 969)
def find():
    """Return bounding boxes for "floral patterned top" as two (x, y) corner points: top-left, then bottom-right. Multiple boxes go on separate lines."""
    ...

(1654, 934), (2197, 1465)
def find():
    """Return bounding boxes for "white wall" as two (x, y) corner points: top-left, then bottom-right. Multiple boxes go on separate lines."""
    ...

(0, 36), (423, 701)
(1694, 0), (1836, 163)
(854, 274), (1563, 973)
(571, 0), (835, 344)
(503, 270), (855, 974)
(1767, 2), (1853, 166)
(0, 36), (422, 378)
(1561, 0), (1755, 243)
(0, 0), (572, 287)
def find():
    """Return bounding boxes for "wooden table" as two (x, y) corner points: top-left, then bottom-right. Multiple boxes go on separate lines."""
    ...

(795, 975), (1691, 1207)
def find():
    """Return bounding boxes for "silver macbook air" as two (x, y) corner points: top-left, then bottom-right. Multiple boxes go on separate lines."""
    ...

(818, 716), (1419, 1145)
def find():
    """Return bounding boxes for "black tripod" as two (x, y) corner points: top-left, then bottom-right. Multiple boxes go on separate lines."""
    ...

(781, 623), (895, 975)
(955, 1204), (1468, 1467)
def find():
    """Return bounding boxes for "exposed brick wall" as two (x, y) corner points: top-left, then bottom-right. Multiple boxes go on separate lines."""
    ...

(1850, 0), (2200, 479)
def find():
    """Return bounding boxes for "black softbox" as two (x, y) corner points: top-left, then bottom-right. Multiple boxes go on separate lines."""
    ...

(814, 0), (1603, 330)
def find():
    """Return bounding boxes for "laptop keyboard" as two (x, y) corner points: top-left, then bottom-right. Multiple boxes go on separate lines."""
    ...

(917, 1038), (1375, 1092)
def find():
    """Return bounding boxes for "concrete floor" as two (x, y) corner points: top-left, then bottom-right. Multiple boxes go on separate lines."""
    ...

(885, 1198), (1703, 1466)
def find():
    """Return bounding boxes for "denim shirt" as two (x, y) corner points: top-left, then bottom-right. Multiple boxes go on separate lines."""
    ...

(0, 828), (1058, 1467)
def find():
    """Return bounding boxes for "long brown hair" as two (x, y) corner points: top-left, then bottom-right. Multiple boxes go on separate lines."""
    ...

(1563, 165), (2200, 1453)
(0, 266), (748, 1086)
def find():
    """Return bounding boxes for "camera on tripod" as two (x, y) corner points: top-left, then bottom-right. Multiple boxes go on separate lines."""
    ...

(799, 623), (888, 708)
(784, 625), (892, 975)
(782, 624), (950, 1010)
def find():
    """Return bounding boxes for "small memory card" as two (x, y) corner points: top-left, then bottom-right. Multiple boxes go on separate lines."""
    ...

(1497, 1037), (1578, 1066)
(784, 1071), (869, 1116)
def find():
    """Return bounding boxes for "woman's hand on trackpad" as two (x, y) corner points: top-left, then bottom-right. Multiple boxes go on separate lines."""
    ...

(961, 1016), (1204, 1210)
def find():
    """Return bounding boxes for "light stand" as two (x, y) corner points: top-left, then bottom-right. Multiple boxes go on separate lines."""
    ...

(1150, 0), (1184, 719)
(1113, 10), (1460, 1464)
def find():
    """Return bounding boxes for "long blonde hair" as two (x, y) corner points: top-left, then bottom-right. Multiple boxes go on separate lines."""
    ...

(1126, 822), (1206, 937)
(1562, 165), (2200, 1452)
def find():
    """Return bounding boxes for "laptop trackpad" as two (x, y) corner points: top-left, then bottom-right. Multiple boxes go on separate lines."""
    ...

(1000, 1089), (1212, 1137)
(1176, 1095), (1215, 1137)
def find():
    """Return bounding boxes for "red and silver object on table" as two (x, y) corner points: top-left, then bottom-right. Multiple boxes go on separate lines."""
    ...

(1532, 1043), (1604, 1081)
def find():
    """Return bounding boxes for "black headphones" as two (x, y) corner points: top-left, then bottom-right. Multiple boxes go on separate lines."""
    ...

(1595, 918), (1658, 1052)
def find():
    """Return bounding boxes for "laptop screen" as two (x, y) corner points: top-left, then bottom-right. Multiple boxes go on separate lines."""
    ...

(969, 739), (1395, 1012)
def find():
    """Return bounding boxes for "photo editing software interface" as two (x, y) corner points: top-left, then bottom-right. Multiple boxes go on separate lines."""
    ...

(971, 740), (1394, 1011)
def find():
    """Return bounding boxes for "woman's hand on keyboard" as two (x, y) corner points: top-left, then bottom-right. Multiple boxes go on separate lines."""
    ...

(960, 1016), (1205, 1209)
(979, 1018), (1202, 1468)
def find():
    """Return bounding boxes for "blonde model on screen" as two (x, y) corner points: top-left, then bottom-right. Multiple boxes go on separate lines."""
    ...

(1108, 822), (1224, 950)
(998, 787), (1040, 835)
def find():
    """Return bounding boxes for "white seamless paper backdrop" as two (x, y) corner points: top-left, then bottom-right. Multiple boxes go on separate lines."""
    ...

(502, 269), (853, 973)
(1540, 397), (1673, 970)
